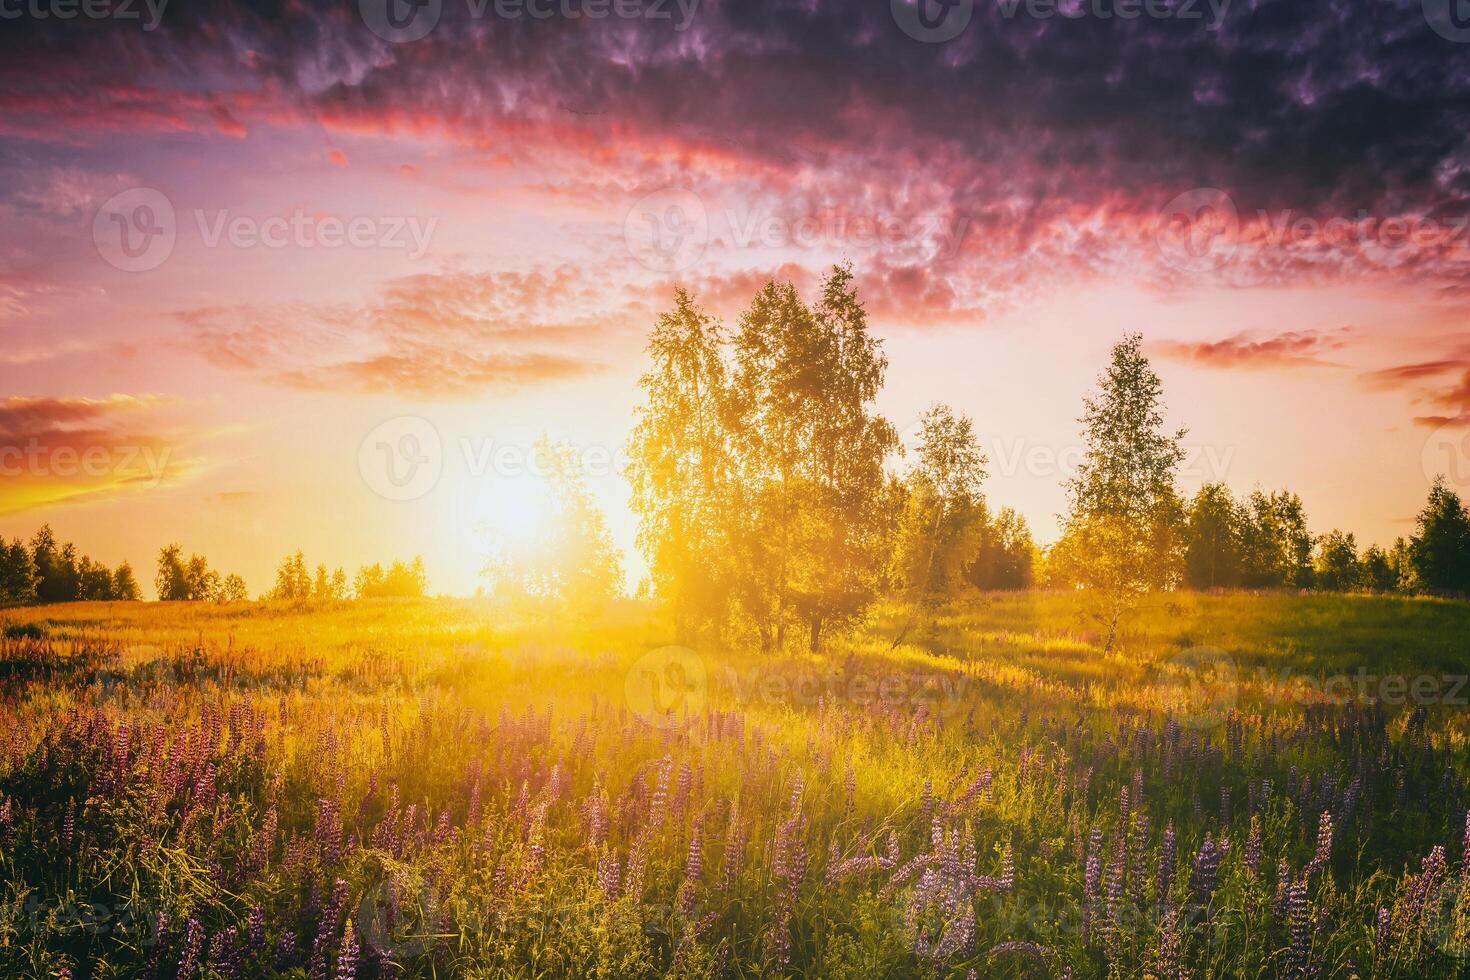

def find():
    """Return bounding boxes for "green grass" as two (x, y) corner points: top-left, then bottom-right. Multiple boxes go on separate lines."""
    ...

(1, 591), (1468, 977)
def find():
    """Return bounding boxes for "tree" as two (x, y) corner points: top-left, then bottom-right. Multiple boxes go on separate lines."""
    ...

(1184, 482), (1243, 589)
(1409, 477), (1470, 594)
(1388, 537), (1418, 593)
(112, 562), (141, 601)
(156, 544), (190, 601)
(724, 267), (898, 650)
(970, 507), (1036, 590)
(891, 404), (987, 643)
(32, 526), (81, 603)
(1054, 334), (1186, 649)
(220, 574), (249, 602)
(627, 288), (733, 640)
(1314, 530), (1362, 592)
(185, 555), (219, 602)
(271, 552), (312, 601)
(357, 558), (430, 599)
(329, 568), (348, 600)
(1360, 545), (1396, 593)
(77, 556), (115, 600)
(1238, 490), (1315, 588)
(0, 538), (38, 604)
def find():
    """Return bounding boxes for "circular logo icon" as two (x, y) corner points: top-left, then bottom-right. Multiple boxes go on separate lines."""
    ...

(623, 188), (709, 274)
(891, 0), (974, 42)
(1160, 645), (1237, 730)
(1155, 188), (1238, 274)
(359, 0), (442, 42)
(93, 188), (176, 272)
(358, 416), (443, 501)
(625, 645), (706, 729)
(1425, 0), (1470, 42)
(1422, 421), (1470, 490)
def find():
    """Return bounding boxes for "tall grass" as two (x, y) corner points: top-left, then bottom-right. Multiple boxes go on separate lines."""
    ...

(1, 592), (1468, 977)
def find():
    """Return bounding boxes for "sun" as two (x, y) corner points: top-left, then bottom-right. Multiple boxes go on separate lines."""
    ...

(454, 474), (554, 549)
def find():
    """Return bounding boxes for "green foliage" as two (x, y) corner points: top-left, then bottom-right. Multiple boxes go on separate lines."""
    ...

(1410, 477), (1470, 594)
(628, 265), (898, 651)
(1053, 334), (1186, 646)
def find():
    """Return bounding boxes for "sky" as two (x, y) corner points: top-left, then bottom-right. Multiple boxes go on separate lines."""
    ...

(2, 0), (1469, 596)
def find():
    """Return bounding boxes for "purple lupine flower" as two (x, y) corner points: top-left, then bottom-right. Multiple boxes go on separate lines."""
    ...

(1157, 821), (1177, 909)
(1244, 815), (1261, 877)
(208, 928), (241, 980)
(1374, 906), (1391, 964)
(1190, 834), (1221, 905)
(178, 917), (205, 979)
(247, 906), (265, 951)
(336, 921), (359, 980)
(1286, 876), (1311, 978)
(1305, 811), (1333, 881)
(1083, 827), (1102, 943)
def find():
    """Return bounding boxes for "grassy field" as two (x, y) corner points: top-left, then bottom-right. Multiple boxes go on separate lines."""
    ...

(3, 592), (1470, 978)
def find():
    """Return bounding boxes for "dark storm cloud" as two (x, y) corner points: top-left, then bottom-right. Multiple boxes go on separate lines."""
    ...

(2, 0), (1467, 220)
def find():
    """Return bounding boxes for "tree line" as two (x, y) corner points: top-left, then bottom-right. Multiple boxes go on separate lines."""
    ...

(626, 267), (1470, 650)
(0, 530), (428, 605)
(0, 525), (141, 603)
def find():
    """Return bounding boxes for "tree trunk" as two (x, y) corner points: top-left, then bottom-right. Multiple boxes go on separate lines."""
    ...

(808, 616), (823, 652)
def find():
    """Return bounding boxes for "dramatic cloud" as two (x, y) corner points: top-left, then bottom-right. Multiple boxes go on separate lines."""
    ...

(1155, 328), (1352, 369)
(176, 266), (638, 397)
(0, 395), (198, 513)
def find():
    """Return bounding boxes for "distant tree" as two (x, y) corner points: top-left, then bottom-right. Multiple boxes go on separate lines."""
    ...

(1410, 477), (1470, 594)
(354, 563), (384, 598)
(329, 567), (348, 600)
(0, 538), (38, 604)
(271, 551), (312, 601)
(220, 574), (249, 603)
(32, 526), (82, 603)
(1360, 545), (1396, 593)
(891, 404), (988, 643)
(112, 562), (141, 601)
(313, 564), (331, 600)
(185, 555), (219, 602)
(77, 556), (115, 600)
(1238, 490), (1315, 588)
(357, 558), (429, 599)
(626, 288), (733, 640)
(1314, 530), (1362, 592)
(155, 544), (190, 601)
(1388, 537), (1418, 593)
(969, 507), (1036, 590)
(1184, 482), (1243, 589)
(1054, 334), (1186, 649)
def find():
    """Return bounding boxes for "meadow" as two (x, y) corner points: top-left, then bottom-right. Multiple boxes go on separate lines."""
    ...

(3, 592), (1470, 978)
